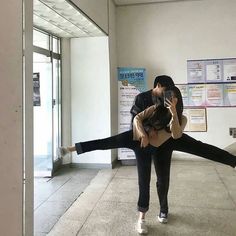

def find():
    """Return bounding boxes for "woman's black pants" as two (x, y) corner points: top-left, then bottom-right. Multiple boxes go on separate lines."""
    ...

(75, 131), (236, 214)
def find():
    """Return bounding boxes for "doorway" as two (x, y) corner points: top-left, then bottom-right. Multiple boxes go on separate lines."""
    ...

(33, 29), (61, 177)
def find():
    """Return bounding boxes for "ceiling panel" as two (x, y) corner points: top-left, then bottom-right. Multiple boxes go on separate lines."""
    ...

(33, 0), (105, 38)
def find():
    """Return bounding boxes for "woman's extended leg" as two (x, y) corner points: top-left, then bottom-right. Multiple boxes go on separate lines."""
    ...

(75, 130), (139, 154)
(59, 130), (139, 156)
(171, 134), (236, 167)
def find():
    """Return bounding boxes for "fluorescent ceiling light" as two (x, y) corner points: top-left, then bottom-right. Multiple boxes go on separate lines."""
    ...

(33, 0), (105, 38)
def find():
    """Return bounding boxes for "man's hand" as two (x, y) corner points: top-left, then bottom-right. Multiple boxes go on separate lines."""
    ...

(140, 135), (149, 148)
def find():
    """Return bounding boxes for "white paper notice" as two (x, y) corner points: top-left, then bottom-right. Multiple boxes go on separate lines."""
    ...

(205, 84), (224, 106)
(224, 83), (236, 106)
(206, 63), (222, 82)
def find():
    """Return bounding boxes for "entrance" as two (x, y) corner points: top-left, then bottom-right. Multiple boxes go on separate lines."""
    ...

(33, 29), (61, 177)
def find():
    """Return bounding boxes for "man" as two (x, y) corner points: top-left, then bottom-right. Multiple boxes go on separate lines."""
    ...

(131, 75), (175, 234)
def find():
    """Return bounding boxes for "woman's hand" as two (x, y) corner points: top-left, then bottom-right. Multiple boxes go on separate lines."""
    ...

(140, 135), (149, 148)
(165, 97), (178, 117)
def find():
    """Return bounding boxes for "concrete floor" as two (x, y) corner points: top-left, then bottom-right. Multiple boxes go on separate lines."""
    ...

(34, 167), (99, 236)
(45, 158), (236, 236)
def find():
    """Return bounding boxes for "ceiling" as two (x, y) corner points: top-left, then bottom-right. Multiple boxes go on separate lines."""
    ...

(114, 0), (196, 5)
(33, 0), (196, 38)
(33, 0), (105, 38)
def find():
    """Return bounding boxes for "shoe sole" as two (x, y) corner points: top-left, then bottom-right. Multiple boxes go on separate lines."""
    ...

(158, 216), (168, 224)
(137, 230), (148, 235)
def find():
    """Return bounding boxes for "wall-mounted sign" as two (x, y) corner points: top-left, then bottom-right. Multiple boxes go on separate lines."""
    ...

(33, 72), (41, 106)
(117, 67), (147, 160)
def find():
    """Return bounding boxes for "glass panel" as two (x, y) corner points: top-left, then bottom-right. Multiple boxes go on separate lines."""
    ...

(33, 29), (50, 50)
(53, 37), (60, 54)
(53, 58), (61, 161)
(33, 52), (52, 176)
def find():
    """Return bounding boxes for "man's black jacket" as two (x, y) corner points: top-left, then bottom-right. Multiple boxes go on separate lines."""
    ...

(130, 90), (154, 124)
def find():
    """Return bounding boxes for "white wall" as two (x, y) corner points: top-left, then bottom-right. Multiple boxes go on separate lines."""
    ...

(71, 37), (111, 166)
(116, 0), (236, 148)
(71, 0), (108, 34)
(0, 0), (23, 235)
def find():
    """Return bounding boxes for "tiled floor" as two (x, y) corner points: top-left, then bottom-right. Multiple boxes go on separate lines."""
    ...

(45, 158), (236, 236)
(34, 166), (99, 236)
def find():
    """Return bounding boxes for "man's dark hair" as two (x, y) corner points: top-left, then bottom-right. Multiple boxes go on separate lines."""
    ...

(153, 75), (175, 89)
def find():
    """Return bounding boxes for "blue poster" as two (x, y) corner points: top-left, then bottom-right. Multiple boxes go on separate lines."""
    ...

(118, 67), (147, 92)
(117, 67), (147, 160)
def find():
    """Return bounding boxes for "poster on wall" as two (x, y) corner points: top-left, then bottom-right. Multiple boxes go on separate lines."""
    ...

(223, 59), (236, 82)
(117, 67), (147, 160)
(223, 83), (236, 106)
(33, 72), (41, 106)
(187, 60), (205, 83)
(183, 108), (207, 132)
(205, 84), (224, 107)
(205, 60), (223, 83)
(176, 84), (189, 106)
(188, 84), (206, 106)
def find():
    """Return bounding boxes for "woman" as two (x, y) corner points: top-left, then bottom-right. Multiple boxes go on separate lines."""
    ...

(58, 86), (187, 234)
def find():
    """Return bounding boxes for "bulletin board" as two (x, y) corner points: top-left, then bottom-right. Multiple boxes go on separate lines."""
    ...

(176, 57), (236, 132)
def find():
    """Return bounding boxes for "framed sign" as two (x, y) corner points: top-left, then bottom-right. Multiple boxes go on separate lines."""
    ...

(183, 108), (207, 132)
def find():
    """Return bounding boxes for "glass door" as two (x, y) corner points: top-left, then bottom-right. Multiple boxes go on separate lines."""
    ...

(33, 52), (53, 176)
(33, 29), (61, 177)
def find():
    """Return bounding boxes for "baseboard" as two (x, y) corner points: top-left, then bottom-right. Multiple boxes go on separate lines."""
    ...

(120, 159), (136, 166)
(62, 157), (119, 169)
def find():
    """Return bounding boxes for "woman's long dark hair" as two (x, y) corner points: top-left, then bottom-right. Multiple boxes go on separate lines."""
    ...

(171, 86), (184, 125)
(145, 86), (184, 132)
(147, 105), (171, 130)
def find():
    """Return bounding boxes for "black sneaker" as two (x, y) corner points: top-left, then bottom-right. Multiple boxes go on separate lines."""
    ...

(158, 212), (168, 223)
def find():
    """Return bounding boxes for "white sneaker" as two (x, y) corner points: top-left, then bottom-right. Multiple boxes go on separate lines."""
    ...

(158, 212), (168, 224)
(57, 147), (69, 157)
(136, 219), (148, 234)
